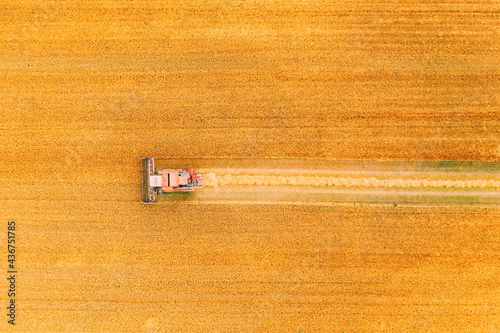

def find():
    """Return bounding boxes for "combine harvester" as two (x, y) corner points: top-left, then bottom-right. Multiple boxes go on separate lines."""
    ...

(141, 158), (205, 204)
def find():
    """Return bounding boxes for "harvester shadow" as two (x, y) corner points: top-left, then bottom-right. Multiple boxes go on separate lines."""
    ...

(157, 191), (197, 202)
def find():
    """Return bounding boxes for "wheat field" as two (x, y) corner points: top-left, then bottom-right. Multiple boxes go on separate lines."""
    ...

(1, 1), (499, 332)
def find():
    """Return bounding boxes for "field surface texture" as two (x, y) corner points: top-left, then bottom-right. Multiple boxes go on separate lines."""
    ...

(1, 0), (499, 332)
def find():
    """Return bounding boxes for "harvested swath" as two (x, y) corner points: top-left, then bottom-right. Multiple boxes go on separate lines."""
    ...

(206, 172), (500, 189)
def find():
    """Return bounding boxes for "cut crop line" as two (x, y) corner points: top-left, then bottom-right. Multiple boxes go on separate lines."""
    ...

(205, 173), (500, 189)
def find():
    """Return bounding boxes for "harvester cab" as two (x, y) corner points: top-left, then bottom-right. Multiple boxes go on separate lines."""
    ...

(141, 158), (205, 204)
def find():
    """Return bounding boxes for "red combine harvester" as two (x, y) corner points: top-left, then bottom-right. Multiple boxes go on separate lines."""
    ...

(141, 158), (205, 204)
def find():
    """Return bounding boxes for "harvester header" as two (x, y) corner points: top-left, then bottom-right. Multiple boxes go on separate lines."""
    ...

(141, 158), (205, 204)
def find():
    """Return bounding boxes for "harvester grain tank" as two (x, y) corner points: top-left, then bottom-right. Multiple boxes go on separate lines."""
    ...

(141, 158), (205, 204)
